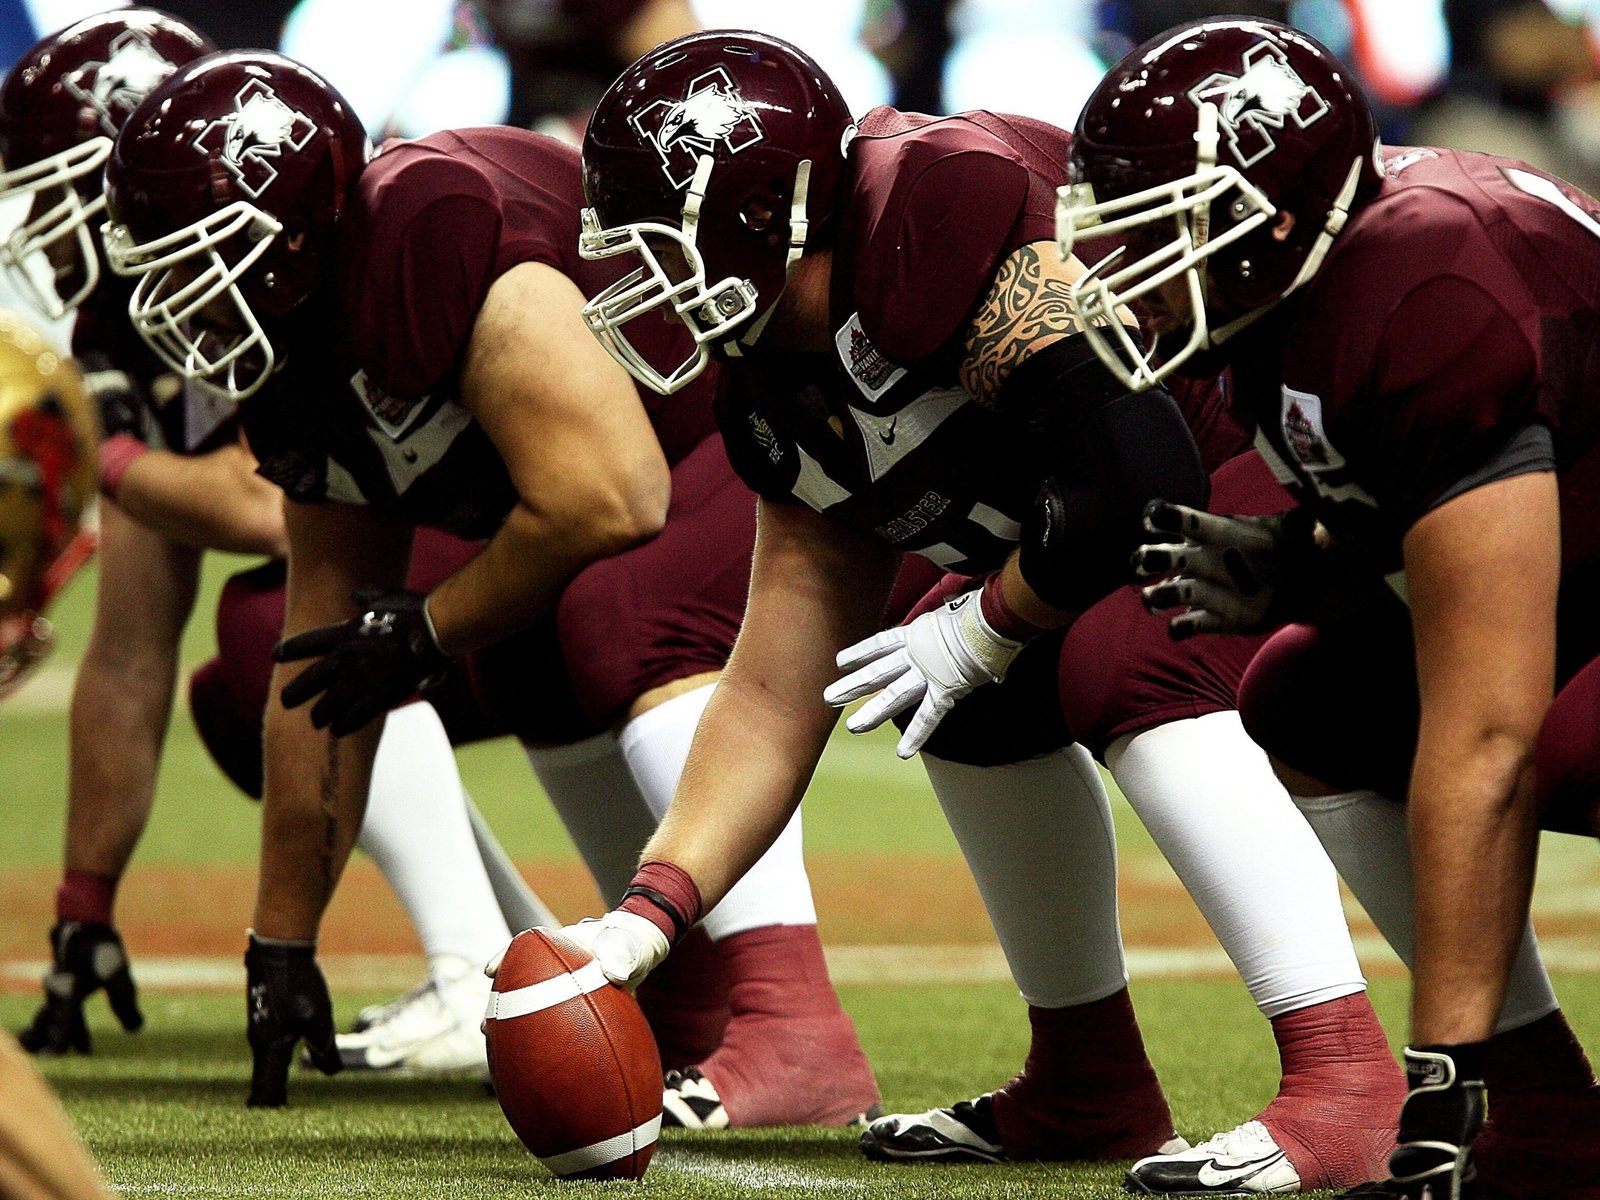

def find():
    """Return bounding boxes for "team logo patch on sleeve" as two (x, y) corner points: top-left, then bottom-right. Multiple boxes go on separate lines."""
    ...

(194, 79), (316, 198)
(1188, 41), (1329, 167)
(632, 67), (763, 190)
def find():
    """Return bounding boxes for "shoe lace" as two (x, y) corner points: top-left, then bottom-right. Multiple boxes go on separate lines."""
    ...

(1195, 1119), (1277, 1160)
(360, 976), (446, 1037)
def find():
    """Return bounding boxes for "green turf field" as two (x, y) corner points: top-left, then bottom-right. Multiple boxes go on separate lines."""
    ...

(5, 552), (1600, 1198)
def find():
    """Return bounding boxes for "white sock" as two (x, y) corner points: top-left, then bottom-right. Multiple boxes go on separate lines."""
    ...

(462, 792), (558, 932)
(523, 733), (657, 906)
(619, 683), (817, 938)
(1106, 712), (1367, 1018)
(1291, 787), (1559, 1032)
(358, 701), (512, 971)
(920, 745), (1127, 1008)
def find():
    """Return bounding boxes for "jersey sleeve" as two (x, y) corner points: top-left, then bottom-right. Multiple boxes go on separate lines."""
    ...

(345, 150), (503, 399)
(852, 136), (1031, 365)
(713, 367), (802, 504)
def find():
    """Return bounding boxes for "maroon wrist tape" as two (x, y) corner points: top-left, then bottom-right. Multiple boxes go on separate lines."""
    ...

(980, 572), (1048, 641)
(618, 859), (703, 946)
(97, 433), (150, 501)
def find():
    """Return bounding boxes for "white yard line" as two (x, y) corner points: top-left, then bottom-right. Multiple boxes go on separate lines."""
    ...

(7, 934), (1600, 992)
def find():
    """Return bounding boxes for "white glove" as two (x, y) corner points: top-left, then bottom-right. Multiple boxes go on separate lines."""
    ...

(484, 912), (669, 992)
(823, 589), (1023, 760)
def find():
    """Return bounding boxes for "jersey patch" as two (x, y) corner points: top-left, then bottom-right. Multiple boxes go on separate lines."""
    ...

(351, 369), (434, 440)
(835, 314), (907, 403)
(364, 397), (474, 496)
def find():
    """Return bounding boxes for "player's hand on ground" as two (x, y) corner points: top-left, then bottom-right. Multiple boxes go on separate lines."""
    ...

(824, 589), (1023, 759)
(18, 921), (143, 1055)
(245, 933), (341, 1107)
(1132, 501), (1318, 639)
(1377, 1044), (1486, 1199)
(273, 589), (448, 736)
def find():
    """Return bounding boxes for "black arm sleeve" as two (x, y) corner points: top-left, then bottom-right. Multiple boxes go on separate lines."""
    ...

(1005, 334), (1209, 612)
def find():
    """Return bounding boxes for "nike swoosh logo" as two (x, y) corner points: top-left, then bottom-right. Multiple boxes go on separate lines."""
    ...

(1196, 1150), (1288, 1188)
(877, 418), (897, 445)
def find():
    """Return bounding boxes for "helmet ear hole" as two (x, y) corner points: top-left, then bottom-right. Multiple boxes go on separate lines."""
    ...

(740, 193), (777, 233)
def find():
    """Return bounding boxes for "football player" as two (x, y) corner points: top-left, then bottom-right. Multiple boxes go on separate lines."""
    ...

(100, 50), (878, 1122)
(1062, 17), (1600, 1197)
(559, 29), (1418, 1194)
(0, 10), (550, 1074)
(0, 307), (121, 1200)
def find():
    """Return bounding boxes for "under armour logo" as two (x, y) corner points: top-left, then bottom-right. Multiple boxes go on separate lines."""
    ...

(633, 67), (763, 189)
(62, 29), (177, 135)
(1188, 41), (1329, 168)
(194, 78), (316, 199)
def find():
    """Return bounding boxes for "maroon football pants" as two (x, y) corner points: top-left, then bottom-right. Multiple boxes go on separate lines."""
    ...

(898, 450), (1294, 765)
(190, 434), (755, 795)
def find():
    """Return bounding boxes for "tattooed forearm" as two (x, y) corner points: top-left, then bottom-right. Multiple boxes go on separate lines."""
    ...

(316, 736), (340, 907)
(960, 243), (1084, 405)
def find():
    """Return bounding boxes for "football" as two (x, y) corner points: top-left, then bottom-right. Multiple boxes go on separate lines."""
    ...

(484, 929), (664, 1180)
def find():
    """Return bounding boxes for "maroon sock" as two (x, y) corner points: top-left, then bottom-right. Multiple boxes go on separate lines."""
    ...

(56, 870), (118, 925)
(1256, 993), (1406, 1189)
(994, 989), (1177, 1161)
(717, 923), (844, 1018)
(1485, 1009), (1598, 1098)
(1476, 1011), (1600, 1198)
(690, 925), (881, 1126)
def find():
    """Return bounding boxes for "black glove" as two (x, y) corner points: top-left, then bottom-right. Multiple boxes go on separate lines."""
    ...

(1131, 501), (1323, 639)
(81, 357), (155, 443)
(17, 921), (143, 1055)
(272, 589), (448, 736)
(1378, 1044), (1487, 1200)
(244, 933), (341, 1108)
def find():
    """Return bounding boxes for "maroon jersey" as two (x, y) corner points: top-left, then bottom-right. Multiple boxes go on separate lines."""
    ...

(718, 108), (1231, 574)
(241, 126), (718, 539)
(1232, 146), (1600, 667)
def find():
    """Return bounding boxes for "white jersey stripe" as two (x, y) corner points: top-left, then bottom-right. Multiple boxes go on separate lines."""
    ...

(966, 502), (1021, 542)
(486, 959), (609, 1021)
(540, 1114), (662, 1176)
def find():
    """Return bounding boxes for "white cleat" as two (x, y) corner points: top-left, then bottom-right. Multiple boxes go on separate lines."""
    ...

(334, 958), (491, 1073)
(1125, 1120), (1302, 1196)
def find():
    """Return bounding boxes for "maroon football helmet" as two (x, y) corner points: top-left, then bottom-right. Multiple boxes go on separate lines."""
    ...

(1056, 18), (1382, 388)
(579, 30), (855, 394)
(0, 8), (215, 320)
(101, 50), (370, 400)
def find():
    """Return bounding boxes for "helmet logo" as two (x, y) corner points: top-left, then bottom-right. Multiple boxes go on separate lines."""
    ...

(63, 30), (177, 135)
(194, 79), (317, 199)
(632, 67), (763, 189)
(1188, 41), (1329, 168)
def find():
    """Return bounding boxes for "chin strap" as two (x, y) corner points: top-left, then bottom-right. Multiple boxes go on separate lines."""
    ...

(1286, 155), (1365, 297)
(1209, 154), (1367, 349)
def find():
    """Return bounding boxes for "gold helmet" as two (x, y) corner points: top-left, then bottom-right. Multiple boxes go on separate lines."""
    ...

(0, 308), (99, 697)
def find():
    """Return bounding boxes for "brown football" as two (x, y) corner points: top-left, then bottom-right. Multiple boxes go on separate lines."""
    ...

(484, 929), (663, 1180)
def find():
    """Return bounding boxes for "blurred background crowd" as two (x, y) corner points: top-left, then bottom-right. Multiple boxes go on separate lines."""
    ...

(2, 0), (1597, 159)
(2, 0), (1598, 309)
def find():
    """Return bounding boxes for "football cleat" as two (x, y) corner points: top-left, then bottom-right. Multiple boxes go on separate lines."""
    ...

(662, 1067), (732, 1130)
(1126, 1120), (1302, 1196)
(331, 958), (490, 1073)
(860, 1094), (1009, 1164)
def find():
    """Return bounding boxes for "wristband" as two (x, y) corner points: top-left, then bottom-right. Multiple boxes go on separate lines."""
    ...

(619, 859), (703, 946)
(97, 433), (150, 501)
(979, 572), (1049, 642)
